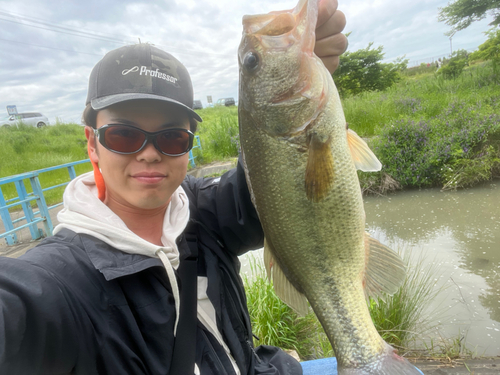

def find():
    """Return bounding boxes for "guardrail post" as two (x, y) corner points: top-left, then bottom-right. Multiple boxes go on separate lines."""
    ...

(67, 165), (77, 180)
(189, 136), (202, 168)
(30, 176), (53, 237)
(0, 186), (18, 245)
(14, 179), (41, 240)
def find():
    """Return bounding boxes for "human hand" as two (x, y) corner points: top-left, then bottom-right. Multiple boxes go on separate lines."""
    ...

(315, 0), (348, 74)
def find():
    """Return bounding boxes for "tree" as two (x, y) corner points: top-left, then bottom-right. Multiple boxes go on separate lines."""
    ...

(333, 43), (408, 97)
(438, 49), (469, 79)
(438, 0), (500, 32)
(469, 27), (500, 71)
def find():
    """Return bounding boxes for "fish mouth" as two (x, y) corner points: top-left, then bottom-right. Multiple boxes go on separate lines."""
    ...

(242, 12), (295, 36)
(241, 0), (316, 52)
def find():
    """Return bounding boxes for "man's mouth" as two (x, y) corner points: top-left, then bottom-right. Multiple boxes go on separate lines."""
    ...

(131, 172), (166, 183)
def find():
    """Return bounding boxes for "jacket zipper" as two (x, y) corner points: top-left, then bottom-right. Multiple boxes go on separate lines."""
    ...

(223, 268), (247, 337)
(201, 329), (230, 375)
(221, 267), (258, 365)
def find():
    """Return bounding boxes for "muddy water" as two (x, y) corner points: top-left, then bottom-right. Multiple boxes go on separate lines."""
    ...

(239, 181), (500, 356)
(363, 181), (500, 356)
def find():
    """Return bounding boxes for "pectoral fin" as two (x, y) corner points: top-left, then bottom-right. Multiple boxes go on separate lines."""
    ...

(264, 239), (309, 316)
(363, 233), (406, 298)
(347, 129), (382, 172)
(305, 133), (334, 202)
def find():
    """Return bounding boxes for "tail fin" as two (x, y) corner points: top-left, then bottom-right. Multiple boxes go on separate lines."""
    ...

(339, 344), (424, 374)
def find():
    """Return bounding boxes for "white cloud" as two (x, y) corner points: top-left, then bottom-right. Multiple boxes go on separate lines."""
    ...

(0, 0), (495, 124)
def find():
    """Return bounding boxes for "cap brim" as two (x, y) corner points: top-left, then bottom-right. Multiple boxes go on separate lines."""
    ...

(91, 93), (203, 122)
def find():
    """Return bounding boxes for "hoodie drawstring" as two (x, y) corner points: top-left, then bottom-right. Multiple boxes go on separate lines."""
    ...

(157, 248), (181, 335)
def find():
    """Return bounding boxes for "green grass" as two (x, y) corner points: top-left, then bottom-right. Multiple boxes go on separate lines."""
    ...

(343, 62), (499, 137)
(0, 123), (91, 207)
(345, 62), (500, 192)
(193, 106), (240, 164)
(367, 247), (445, 354)
(243, 256), (333, 360)
(243, 245), (444, 360)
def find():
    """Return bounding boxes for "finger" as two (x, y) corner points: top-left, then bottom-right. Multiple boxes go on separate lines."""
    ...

(317, 0), (338, 28)
(316, 10), (346, 40)
(320, 55), (340, 74)
(315, 33), (349, 57)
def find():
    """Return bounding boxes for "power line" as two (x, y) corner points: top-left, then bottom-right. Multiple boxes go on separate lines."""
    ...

(0, 37), (103, 56)
(0, 38), (238, 72)
(0, 8), (234, 58)
(0, 10), (133, 43)
(0, 16), (134, 45)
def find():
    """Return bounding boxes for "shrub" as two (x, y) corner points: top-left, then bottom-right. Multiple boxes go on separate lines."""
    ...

(334, 43), (408, 97)
(373, 98), (500, 189)
(438, 49), (469, 80)
(469, 27), (500, 74)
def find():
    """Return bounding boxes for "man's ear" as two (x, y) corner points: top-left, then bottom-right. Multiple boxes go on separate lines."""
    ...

(85, 126), (99, 163)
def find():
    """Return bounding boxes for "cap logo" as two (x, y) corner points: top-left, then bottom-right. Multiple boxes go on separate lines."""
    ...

(122, 66), (139, 75)
(121, 65), (179, 85)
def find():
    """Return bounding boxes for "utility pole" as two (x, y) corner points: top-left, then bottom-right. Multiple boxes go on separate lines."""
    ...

(449, 31), (457, 56)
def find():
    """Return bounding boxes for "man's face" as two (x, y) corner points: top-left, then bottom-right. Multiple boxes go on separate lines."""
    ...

(86, 99), (191, 211)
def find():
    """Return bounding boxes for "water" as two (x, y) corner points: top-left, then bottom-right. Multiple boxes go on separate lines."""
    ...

(363, 181), (500, 356)
(239, 181), (500, 356)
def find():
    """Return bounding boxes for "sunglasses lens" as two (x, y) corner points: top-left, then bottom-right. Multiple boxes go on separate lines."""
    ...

(104, 126), (145, 153)
(156, 130), (191, 155)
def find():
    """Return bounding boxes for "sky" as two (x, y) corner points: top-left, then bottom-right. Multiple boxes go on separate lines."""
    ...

(0, 0), (495, 124)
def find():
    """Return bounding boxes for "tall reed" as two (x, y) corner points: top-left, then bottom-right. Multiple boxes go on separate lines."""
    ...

(243, 245), (444, 360)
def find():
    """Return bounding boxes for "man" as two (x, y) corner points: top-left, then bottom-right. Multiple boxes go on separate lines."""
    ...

(0, 1), (347, 374)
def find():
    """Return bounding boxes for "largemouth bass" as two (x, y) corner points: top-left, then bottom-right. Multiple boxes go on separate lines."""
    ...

(238, 0), (422, 374)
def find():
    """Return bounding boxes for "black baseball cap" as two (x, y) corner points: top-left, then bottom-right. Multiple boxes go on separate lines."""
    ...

(86, 44), (202, 122)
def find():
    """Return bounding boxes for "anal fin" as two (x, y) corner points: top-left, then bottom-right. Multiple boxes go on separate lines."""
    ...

(363, 232), (406, 298)
(264, 239), (309, 316)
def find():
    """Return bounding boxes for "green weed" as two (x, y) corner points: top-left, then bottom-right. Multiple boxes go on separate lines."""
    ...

(368, 247), (445, 352)
(243, 256), (333, 360)
(0, 123), (91, 207)
(422, 330), (478, 359)
(194, 106), (240, 164)
(243, 245), (444, 360)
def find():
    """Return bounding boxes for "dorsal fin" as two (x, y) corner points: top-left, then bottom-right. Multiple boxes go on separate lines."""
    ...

(363, 233), (406, 298)
(347, 128), (382, 172)
(264, 238), (309, 316)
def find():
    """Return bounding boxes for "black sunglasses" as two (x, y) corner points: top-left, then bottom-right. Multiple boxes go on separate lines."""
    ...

(93, 124), (194, 157)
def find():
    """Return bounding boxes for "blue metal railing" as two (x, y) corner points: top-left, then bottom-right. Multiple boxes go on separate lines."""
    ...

(188, 135), (202, 168)
(0, 159), (91, 245)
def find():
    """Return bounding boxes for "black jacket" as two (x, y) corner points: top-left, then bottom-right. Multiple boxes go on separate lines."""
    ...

(0, 162), (302, 375)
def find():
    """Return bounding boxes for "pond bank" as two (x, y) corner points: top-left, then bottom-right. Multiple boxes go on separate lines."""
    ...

(412, 358), (500, 374)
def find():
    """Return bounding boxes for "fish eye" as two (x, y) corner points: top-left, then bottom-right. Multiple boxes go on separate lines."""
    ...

(243, 52), (259, 71)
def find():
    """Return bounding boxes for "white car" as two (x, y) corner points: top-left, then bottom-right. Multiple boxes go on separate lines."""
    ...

(0, 112), (50, 128)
